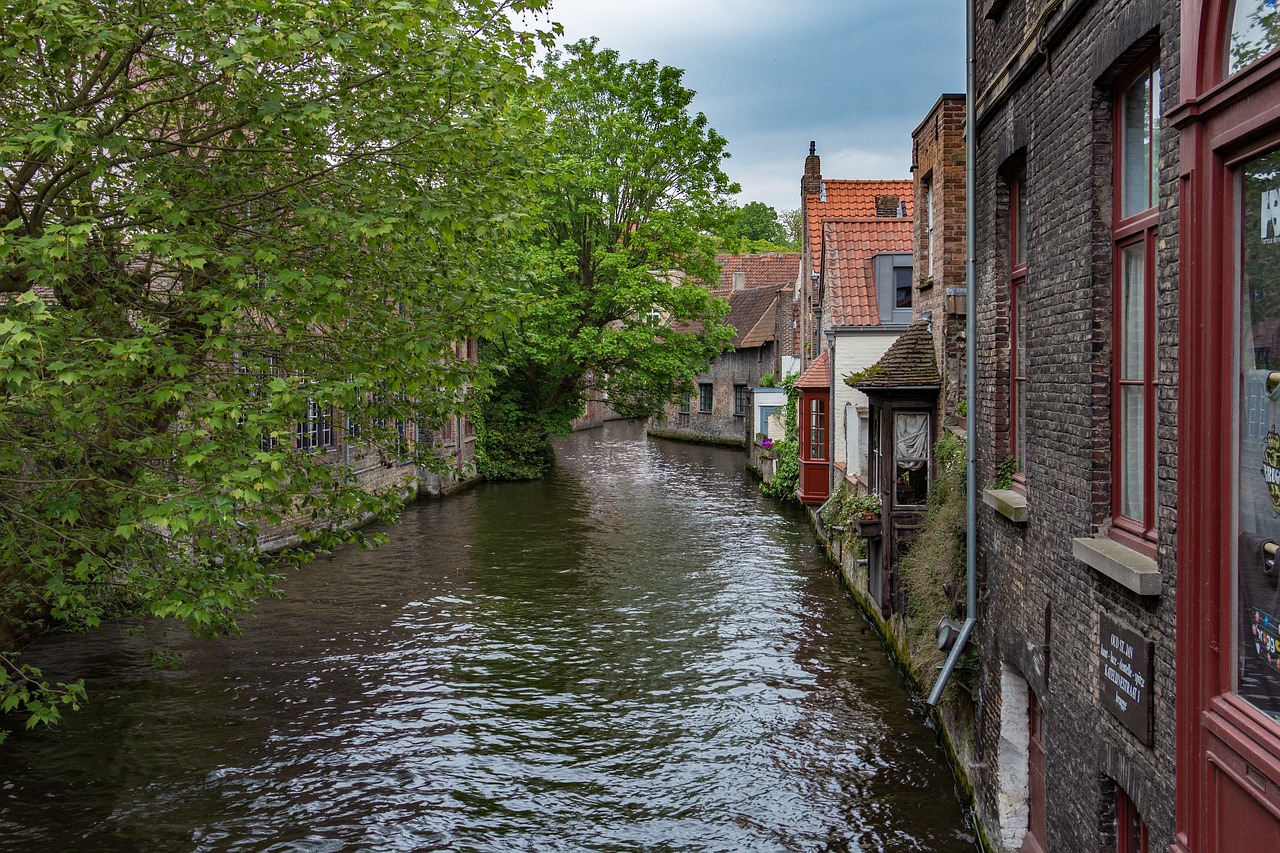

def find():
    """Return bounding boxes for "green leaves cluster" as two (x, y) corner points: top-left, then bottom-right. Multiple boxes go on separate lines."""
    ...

(479, 38), (739, 478)
(0, 0), (555, 739)
(761, 372), (800, 502)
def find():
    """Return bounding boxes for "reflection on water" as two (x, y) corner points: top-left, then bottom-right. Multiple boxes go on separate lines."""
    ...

(0, 421), (971, 852)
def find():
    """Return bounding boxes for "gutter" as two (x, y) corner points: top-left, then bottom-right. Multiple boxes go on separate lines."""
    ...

(927, 0), (978, 707)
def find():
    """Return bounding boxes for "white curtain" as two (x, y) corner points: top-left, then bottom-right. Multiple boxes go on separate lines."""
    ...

(895, 412), (929, 470)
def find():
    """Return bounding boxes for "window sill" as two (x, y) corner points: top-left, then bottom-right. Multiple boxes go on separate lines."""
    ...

(1072, 536), (1161, 597)
(982, 488), (1028, 523)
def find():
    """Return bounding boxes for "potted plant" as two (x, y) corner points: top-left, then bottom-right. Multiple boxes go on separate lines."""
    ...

(849, 492), (883, 538)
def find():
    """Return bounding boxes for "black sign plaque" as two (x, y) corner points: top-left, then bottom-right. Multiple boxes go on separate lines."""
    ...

(1098, 612), (1154, 746)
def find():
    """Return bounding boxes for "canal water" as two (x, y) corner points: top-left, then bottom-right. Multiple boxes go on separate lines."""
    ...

(0, 421), (972, 852)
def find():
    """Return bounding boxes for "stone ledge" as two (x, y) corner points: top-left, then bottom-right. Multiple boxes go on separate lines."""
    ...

(1072, 536), (1161, 597)
(982, 488), (1028, 523)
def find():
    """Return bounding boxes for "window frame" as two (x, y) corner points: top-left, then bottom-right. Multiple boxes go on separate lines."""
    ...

(733, 384), (748, 417)
(297, 396), (334, 452)
(1009, 162), (1029, 493)
(698, 382), (714, 414)
(808, 397), (827, 461)
(1110, 58), (1161, 556)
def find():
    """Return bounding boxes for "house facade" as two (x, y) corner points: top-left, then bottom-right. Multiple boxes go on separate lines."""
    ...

(649, 253), (798, 447)
(969, 0), (1178, 848)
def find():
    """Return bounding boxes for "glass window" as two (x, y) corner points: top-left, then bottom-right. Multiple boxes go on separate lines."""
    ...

(1229, 0), (1280, 76)
(1121, 68), (1161, 219)
(868, 405), (881, 492)
(809, 398), (826, 461)
(1112, 62), (1160, 549)
(734, 385), (748, 417)
(1010, 164), (1029, 479)
(894, 411), (929, 506)
(1235, 147), (1280, 719)
(678, 392), (691, 414)
(698, 383), (713, 413)
(894, 266), (913, 310)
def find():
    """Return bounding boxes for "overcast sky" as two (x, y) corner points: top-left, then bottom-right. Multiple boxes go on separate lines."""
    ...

(532, 0), (966, 215)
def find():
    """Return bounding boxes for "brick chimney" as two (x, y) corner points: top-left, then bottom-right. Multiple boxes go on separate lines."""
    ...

(801, 141), (821, 197)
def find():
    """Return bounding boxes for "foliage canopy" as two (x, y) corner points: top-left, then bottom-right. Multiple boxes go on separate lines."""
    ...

(478, 38), (738, 479)
(0, 0), (554, 738)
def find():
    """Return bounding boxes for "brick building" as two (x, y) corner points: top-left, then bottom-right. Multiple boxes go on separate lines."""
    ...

(648, 253), (798, 446)
(968, 0), (1178, 848)
(911, 94), (968, 418)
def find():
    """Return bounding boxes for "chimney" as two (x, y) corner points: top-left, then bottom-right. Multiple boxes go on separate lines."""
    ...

(802, 140), (821, 197)
(732, 271), (746, 291)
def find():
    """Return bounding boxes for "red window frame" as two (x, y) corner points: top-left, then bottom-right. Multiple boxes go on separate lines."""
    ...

(1117, 784), (1149, 853)
(1111, 59), (1160, 556)
(1009, 163), (1029, 492)
(809, 398), (827, 461)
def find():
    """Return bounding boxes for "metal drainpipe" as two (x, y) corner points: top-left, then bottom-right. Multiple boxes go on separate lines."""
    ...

(927, 0), (978, 708)
(826, 328), (836, 497)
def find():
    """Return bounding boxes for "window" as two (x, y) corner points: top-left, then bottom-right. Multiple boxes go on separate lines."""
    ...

(924, 177), (936, 277)
(874, 254), (915, 324)
(809, 398), (826, 460)
(1027, 691), (1047, 853)
(678, 392), (691, 414)
(297, 397), (334, 451)
(1116, 785), (1149, 853)
(1229, 0), (1280, 76)
(1009, 164), (1028, 482)
(868, 404), (882, 492)
(894, 266), (913, 310)
(734, 385), (748, 417)
(1112, 62), (1160, 552)
(698, 382), (713, 413)
(894, 411), (930, 506)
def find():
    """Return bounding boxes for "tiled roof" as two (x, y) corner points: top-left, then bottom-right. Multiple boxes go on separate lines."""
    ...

(805, 179), (913, 274)
(846, 318), (940, 390)
(823, 217), (914, 327)
(723, 285), (779, 349)
(715, 252), (800, 291)
(796, 349), (830, 390)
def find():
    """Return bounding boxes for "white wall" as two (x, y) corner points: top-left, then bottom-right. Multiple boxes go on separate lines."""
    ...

(832, 330), (901, 481)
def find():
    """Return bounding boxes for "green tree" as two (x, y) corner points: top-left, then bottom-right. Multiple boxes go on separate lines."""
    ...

(780, 208), (803, 248)
(729, 201), (787, 244)
(477, 38), (737, 479)
(0, 0), (554, 738)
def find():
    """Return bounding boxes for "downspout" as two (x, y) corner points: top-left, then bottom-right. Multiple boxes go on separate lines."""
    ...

(927, 0), (978, 707)
(826, 328), (837, 498)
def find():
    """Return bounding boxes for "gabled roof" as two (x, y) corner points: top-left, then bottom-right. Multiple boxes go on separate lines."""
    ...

(823, 217), (914, 327)
(805, 179), (913, 272)
(715, 252), (800, 291)
(847, 318), (940, 390)
(796, 349), (831, 390)
(723, 285), (779, 349)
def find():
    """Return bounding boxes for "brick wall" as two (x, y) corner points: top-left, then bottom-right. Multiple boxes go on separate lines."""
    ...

(913, 94), (968, 418)
(970, 0), (1178, 849)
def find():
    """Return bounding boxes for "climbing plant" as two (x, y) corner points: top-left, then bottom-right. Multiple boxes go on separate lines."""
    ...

(761, 372), (801, 502)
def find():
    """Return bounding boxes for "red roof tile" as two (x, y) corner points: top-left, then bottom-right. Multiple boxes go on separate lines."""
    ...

(796, 349), (830, 390)
(823, 217), (914, 327)
(804, 180), (913, 274)
(715, 252), (801, 291)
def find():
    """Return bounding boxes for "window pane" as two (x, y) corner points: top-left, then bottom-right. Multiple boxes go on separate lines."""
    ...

(1122, 73), (1153, 217)
(895, 266), (913, 309)
(1015, 170), (1027, 265)
(1230, 0), (1280, 76)
(894, 412), (929, 505)
(1236, 147), (1280, 719)
(1120, 385), (1145, 521)
(1121, 243), (1146, 381)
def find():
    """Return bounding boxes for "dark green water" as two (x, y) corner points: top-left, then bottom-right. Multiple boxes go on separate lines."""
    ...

(0, 421), (972, 851)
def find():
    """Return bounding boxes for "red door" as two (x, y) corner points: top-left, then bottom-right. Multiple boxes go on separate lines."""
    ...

(1023, 692), (1047, 853)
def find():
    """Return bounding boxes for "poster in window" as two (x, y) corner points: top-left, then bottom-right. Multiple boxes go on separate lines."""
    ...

(1237, 149), (1280, 719)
